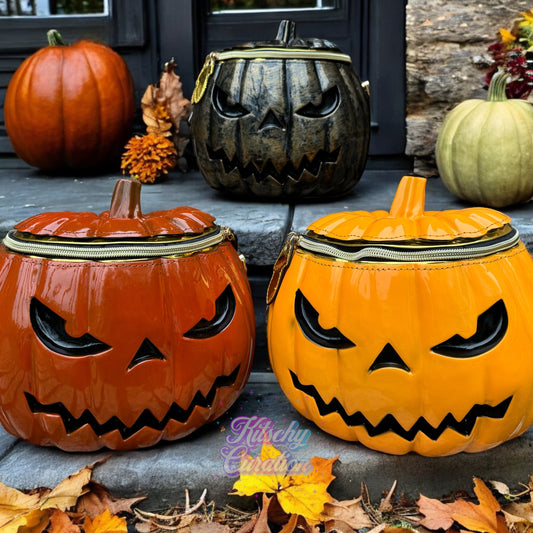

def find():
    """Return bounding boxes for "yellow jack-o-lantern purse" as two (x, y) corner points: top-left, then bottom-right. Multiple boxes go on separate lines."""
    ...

(267, 175), (533, 456)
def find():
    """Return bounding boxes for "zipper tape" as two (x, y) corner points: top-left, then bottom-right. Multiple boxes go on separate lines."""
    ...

(298, 227), (521, 263)
(192, 48), (352, 104)
(2, 226), (231, 261)
(215, 47), (353, 63)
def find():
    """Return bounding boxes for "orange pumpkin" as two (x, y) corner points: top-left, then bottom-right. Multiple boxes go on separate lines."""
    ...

(4, 30), (134, 172)
(0, 179), (255, 451)
(267, 176), (533, 456)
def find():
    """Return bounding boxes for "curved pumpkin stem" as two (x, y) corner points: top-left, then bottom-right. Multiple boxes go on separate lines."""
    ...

(47, 29), (66, 46)
(109, 179), (143, 219)
(389, 176), (427, 218)
(487, 69), (509, 102)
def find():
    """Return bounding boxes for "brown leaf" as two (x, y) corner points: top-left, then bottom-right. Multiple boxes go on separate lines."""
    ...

(490, 481), (512, 497)
(235, 514), (259, 533)
(417, 494), (456, 530)
(451, 478), (508, 533)
(39, 466), (92, 511)
(49, 509), (80, 533)
(159, 59), (191, 129)
(418, 479), (509, 533)
(141, 86), (173, 137)
(325, 518), (356, 532)
(322, 498), (374, 530)
(504, 502), (533, 523)
(76, 481), (145, 518)
(253, 494), (273, 533)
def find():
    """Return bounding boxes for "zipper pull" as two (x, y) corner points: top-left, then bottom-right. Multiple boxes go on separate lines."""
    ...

(267, 232), (301, 305)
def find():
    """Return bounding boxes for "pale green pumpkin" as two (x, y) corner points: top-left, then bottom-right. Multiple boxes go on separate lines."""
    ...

(436, 70), (533, 208)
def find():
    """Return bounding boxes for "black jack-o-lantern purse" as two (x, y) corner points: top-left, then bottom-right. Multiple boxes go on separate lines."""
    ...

(190, 20), (370, 200)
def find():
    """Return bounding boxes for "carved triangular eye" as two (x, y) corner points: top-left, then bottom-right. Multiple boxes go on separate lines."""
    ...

(30, 298), (110, 356)
(431, 299), (508, 358)
(184, 286), (236, 339)
(295, 289), (354, 349)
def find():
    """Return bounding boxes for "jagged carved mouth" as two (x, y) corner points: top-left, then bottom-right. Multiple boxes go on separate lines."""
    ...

(25, 365), (240, 440)
(206, 144), (340, 184)
(290, 370), (512, 441)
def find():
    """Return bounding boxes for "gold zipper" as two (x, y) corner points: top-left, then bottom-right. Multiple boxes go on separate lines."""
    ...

(215, 47), (352, 63)
(298, 227), (521, 263)
(3, 226), (232, 261)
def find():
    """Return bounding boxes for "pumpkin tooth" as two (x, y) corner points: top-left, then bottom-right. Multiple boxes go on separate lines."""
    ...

(289, 370), (512, 441)
(23, 364), (240, 440)
(206, 143), (340, 184)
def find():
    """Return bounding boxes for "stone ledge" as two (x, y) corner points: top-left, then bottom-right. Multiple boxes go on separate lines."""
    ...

(0, 377), (531, 510)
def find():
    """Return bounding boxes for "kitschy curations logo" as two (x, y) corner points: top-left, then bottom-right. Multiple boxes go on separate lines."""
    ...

(220, 416), (312, 477)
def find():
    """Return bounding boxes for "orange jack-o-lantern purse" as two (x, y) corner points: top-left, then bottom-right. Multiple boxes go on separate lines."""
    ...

(267, 175), (533, 456)
(0, 179), (255, 451)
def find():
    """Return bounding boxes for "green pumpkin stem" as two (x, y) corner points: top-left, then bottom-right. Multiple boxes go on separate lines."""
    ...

(487, 70), (509, 102)
(47, 29), (66, 46)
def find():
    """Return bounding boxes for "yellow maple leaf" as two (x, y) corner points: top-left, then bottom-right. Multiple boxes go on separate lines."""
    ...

(84, 509), (127, 533)
(232, 440), (336, 521)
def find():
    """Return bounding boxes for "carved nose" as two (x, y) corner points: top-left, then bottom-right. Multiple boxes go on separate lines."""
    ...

(369, 343), (410, 373)
(259, 109), (286, 130)
(128, 338), (166, 370)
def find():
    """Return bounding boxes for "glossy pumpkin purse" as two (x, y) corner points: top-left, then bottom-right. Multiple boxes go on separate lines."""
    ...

(0, 179), (255, 451)
(190, 19), (370, 199)
(267, 175), (533, 456)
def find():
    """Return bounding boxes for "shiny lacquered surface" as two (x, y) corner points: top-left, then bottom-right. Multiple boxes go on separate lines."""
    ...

(0, 180), (255, 451)
(307, 176), (511, 242)
(267, 175), (533, 456)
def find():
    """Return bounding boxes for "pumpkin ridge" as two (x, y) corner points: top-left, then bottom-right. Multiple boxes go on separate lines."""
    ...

(79, 46), (103, 166)
(435, 101), (477, 198)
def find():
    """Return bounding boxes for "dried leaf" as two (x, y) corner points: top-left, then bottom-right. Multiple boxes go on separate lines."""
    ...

(252, 494), (273, 533)
(0, 482), (41, 528)
(76, 481), (145, 519)
(490, 481), (511, 497)
(141, 59), (191, 138)
(451, 478), (508, 533)
(322, 497), (374, 530)
(49, 509), (80, 533)
(324, 519), (355, 532)
(417, 494), (457, 530)
(159, 59), (191, 129)
(418, 479), (509, 533)
(84, 509), (127, 533)
(141, 86), (173, 137)
(1, 508), (49, 533)
(232, 442), (336, 521)
(39, 466), (92, 511)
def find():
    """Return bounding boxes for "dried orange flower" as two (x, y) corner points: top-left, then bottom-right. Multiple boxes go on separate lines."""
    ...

(121, 133), (177, 184)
